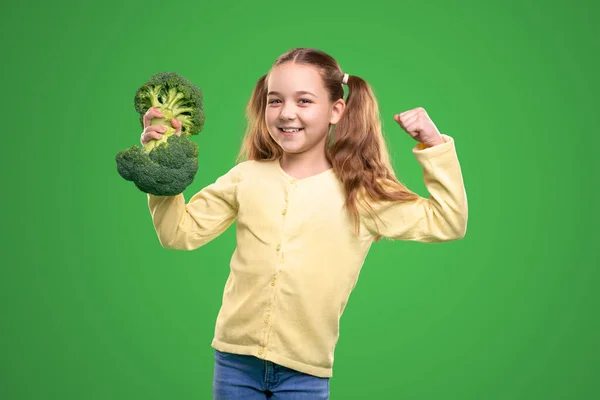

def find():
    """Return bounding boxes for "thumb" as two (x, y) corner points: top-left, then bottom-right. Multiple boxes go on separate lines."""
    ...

(171, 118), (182, 136)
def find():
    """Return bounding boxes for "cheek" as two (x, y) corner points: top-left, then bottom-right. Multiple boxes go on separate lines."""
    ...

(292, 109), (315, 125)
(312, 105), (331, 119)
(306, 110), (330, 128)
(265, 108), (275, 123)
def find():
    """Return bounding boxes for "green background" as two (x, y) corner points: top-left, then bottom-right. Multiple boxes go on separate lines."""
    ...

(2, 0), (599, 398)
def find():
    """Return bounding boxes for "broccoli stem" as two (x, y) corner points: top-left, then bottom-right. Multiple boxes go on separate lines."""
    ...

(164, 87), (184, 109)
(141, 85), (196, 152)
(148, 85), (162, 108)
(163, 88), (196, 119)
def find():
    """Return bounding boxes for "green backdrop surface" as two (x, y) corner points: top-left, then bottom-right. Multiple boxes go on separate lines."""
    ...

(2, 0), (599, 399)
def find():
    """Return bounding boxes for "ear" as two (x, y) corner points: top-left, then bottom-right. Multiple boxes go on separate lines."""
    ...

(329, 99), (346, 125)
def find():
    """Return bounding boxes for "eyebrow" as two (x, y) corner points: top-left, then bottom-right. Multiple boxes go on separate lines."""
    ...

(267, 90), (317, 97)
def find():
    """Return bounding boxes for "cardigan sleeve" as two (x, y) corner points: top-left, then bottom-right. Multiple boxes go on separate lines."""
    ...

(359, 135), (468, 243)
(146, 162), (244, 250)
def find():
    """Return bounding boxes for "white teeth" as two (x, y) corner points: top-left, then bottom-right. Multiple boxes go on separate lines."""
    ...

(281, 128), (301, 132)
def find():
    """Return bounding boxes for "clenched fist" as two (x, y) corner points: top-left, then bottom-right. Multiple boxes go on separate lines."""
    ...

(394, 107), (445, 147)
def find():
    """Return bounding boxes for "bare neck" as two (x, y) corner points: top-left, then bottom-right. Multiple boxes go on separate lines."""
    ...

(279, 148), (332, 180)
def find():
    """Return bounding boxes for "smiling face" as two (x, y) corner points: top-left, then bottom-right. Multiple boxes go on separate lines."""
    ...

(266, 62), (344, 158)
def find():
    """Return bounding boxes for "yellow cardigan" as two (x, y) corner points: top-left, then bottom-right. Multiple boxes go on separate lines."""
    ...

(147, 134), (468, 378)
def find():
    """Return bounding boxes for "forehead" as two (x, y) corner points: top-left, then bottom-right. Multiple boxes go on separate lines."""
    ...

(267, 63), (324, 94)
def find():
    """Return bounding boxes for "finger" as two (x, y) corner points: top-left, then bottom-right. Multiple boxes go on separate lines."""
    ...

(402, 113), (419, 128)
(404, 121), (421, 137)
(396, 109), (415, 121)
(141, 131), (163, 145)
(395, 114), (410, 130)
(143, 107), (164, 128)
(398, 110), (412, 119)
(398, 110), (413, 121)
(394, 113), (407, 126)
(146, 125), (168, 133)
(143, 109), (154, 129)
(142, 131), (163, 144)
(171, 118), (182, 136)
(141, 126), (167, 144)
(399, 107), (423, 120)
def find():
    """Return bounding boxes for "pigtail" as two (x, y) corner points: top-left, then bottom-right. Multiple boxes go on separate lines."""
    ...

(328, 75), (420, 237)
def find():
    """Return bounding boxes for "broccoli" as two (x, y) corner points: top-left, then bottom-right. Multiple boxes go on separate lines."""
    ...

(133, 71), (206, 150)
(115, 72), (206, 196)
(116, 134), (199, 196)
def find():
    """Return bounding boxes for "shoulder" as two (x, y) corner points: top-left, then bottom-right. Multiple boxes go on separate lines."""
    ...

(224, 159), (279, 182)
(222, 159), (259, 175)
(230, 159), (276, 173)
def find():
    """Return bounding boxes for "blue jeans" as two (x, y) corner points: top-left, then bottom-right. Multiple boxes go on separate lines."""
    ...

(212, 349), (330, 399)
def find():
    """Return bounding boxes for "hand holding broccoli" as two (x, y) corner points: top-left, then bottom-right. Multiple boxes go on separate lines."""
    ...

(115, 72), (205, 196)
(140, 106), (182, 147)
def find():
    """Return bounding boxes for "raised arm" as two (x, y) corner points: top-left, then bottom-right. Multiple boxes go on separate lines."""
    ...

(147, 163), (243, 250)
(360, 134), (468, 242)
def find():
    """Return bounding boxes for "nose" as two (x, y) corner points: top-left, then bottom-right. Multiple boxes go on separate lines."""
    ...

(279, 103), (297, 121)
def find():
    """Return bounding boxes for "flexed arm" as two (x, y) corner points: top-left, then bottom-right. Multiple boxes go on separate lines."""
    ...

(360, 108), (468, 242)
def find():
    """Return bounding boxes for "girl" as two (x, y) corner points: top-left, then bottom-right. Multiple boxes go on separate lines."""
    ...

(141, 48), (468, 399)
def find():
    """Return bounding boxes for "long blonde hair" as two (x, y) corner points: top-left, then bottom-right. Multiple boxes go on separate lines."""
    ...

(237, 48), (420, 238)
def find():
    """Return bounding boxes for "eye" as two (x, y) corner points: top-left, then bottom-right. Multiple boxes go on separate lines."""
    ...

(267, 99), (311, 105)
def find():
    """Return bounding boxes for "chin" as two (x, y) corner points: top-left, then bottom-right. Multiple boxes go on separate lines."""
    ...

(278, 141), (306, 154)
(269, 132), (304, 151)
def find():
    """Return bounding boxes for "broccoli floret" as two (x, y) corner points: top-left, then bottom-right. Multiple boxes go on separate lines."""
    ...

(134, 72), (206, 152)
(115, 72), (205, 196)
(116, 134), (199, 196)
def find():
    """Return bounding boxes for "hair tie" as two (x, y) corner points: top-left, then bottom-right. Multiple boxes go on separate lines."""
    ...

(342, 73), (349, 85)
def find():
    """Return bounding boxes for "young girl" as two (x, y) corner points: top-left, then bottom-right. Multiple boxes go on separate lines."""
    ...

(141, 48), (468, 399)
